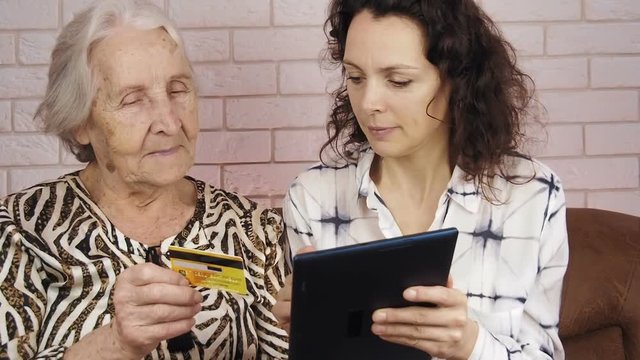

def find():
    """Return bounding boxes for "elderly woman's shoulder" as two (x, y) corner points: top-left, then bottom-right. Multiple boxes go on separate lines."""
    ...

(1, 173), (79, 237)
(2, 172), (79, 208)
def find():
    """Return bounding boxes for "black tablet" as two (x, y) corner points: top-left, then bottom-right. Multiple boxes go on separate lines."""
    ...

(288, 227), (458, 360)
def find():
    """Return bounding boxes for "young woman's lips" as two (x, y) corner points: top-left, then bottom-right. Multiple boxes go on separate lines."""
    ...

(368, 126), (396, 139)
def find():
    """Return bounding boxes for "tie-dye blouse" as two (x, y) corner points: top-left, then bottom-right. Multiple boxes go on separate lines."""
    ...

(283, 148), (568, 360)
(0, 173), (290, 359)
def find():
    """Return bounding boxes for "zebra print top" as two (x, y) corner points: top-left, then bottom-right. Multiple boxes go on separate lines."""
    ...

(0, 172), (291, 359)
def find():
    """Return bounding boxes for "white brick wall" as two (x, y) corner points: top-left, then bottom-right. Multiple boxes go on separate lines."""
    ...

(0, 34), (16, 64)
(0, 0), (638, 215)
(0, 101), (11, 132)
(18, 32), (57, 65)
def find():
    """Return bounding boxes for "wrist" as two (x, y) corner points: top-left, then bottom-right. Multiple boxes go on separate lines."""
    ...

(64, 321), (142, 360)
(107, 319), (145, 360)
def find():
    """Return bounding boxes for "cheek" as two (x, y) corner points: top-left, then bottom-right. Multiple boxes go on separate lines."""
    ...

(347, 90), (366, 118)
(99, 116), (148, 153)
(178, 97), (199, 139)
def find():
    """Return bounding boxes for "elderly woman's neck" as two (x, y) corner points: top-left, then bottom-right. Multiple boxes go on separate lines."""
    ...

(78, 163), (197, 245)
(80, 163), (193, 212)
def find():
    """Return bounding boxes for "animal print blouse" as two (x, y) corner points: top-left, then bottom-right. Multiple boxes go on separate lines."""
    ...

(0, 172), (291, 359)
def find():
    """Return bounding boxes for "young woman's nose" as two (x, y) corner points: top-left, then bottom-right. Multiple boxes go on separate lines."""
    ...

(360, 82), (387, 114)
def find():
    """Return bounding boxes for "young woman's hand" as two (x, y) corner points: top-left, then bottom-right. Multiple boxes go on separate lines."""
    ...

(371, 276), (478, 360)
(273, 246), (316, 333)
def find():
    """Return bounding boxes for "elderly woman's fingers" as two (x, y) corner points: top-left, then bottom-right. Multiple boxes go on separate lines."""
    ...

(128, 283), (203, 306)
(122, 263), (189, 287)
(111, 316), (197, 353)
(143, 318), (197, 343)
(117, 303), (201, 326)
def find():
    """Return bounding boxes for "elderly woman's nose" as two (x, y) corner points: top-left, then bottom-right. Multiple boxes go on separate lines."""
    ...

(150, 96), (181, 135)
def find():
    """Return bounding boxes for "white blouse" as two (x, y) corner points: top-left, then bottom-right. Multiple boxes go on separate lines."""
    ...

(283, 148), (568, 360)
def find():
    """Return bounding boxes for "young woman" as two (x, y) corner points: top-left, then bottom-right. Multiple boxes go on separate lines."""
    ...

(275, 1), (568, 359)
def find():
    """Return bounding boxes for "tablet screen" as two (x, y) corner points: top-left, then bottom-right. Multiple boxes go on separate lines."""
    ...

(289, 227), (458, 360)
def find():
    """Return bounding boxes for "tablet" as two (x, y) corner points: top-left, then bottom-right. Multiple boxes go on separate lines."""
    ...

(288, 227), (458, 360)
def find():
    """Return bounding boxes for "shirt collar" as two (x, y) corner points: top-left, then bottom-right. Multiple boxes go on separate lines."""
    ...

(355, 147), (481, 214)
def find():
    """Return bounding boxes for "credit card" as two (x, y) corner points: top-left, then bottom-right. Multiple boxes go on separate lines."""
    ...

(168, 246), (248, 295)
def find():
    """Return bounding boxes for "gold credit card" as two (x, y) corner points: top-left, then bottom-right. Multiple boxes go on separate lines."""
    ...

(168, 246), (248, 295)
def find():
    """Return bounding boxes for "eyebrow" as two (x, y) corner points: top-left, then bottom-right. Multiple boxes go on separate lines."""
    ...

(343, 59), (420, 72)
(170, 73), (193, 82)
(115, 85), (145, 100)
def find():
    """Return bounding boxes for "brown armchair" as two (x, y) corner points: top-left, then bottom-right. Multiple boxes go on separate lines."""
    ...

(559, 208), (640, 360)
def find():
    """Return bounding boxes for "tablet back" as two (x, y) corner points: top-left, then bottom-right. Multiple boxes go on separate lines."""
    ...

(289, 227), (458, 360)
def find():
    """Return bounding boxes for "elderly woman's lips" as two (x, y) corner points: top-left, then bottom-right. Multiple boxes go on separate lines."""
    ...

(148, 146), (180, 156)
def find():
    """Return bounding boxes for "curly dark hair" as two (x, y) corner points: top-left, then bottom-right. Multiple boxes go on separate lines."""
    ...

(320, 0), (536, 199)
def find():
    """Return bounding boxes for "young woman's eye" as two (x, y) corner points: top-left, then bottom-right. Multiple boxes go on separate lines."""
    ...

(347, 76), (363, 84)
(389, 79), (412, 88)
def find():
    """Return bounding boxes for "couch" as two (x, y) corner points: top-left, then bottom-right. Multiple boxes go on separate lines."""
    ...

(559, 208), (640, 360)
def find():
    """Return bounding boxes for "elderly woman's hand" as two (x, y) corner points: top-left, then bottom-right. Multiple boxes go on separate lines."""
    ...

(371, 276), (478, 360)
(110, 263), (203, 358)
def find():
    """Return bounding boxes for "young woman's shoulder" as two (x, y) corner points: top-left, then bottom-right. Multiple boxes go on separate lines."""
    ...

(287, 156), (360, 200)
(506, 153), (561, 184)
(493, 153), (564, 204)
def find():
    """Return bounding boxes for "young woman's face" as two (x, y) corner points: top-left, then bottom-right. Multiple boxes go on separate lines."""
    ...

(344, 10), (451, 159)
(76, 27), (199, 187)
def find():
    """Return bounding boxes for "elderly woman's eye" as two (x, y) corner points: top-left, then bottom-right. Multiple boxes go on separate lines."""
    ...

(168, 80), (191, 96)
(121, 96), (142, 106)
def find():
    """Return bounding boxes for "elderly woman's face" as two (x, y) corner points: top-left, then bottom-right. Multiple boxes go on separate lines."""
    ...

(76, 27), (198, 186)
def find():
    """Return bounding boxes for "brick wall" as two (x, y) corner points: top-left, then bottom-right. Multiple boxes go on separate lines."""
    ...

(0, 0), (638, 215)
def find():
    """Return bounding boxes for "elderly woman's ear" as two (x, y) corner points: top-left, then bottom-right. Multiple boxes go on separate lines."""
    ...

(73, 122), (91, 146)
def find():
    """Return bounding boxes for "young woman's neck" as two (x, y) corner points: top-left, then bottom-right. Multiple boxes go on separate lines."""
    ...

(372, 134), (452, 207)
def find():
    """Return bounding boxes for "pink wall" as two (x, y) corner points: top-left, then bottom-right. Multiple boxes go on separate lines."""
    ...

(0, 0), (638, 215)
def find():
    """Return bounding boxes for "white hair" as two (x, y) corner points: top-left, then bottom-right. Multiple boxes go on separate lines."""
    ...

(35, 0), (184, 162)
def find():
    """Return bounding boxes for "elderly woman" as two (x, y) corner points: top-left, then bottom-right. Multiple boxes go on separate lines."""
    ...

(0, 1), (289, 359)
